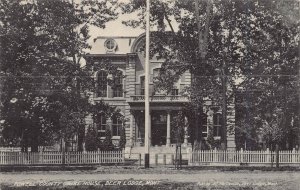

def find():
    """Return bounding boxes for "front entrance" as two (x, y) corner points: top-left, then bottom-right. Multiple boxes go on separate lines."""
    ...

(151, 111), (167, 146)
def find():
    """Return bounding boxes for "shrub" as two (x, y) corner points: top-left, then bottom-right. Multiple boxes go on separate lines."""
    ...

(118, 126), (126, 149)
(102, 128), (114, 151)
(85, 126), (98, 151)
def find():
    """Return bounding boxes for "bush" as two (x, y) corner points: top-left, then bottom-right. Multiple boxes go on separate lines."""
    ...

(85, 126), (98, 151)
(118, 127), (126, 149)
(102, 128), (114, 151)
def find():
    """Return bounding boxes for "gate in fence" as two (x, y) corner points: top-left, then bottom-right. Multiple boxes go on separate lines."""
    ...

(0, 151), (124, 165)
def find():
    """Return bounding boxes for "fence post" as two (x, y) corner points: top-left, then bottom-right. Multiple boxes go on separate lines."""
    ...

(240, 148), (243, 164)
(292, 148), (296, 163)
(213, 148), (217, 162)
(61, 138), (65, 166)
(122, 149), (125, 163)
(275, 144), (279, 168)
(155, 154), (158, 166)
(266, 148), (270, 163)
(171, 154), (174, 165)
(139, 154), (141, 166)
(189, 149), (192, 164)
(163, 154), (166, 165)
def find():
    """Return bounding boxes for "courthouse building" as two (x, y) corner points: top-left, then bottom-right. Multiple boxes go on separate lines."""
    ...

(84, 33), (236, 151)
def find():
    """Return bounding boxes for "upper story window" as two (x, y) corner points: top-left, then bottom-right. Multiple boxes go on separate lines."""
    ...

(96, 115), (106, 137)
(171, 88), (179, 95)
(202, 113), (208, 137)
(171, 76), (180, 96)
(104, 39), (117, 53)
(97, 70), (108, 97)
(112, 115), (122, 136)
(113, 70), (123, 97)
(140, 76), (145, 95)
(153, 68), (161, 80)
(153, 68), (164, 95)
(213, 113), (222, 137)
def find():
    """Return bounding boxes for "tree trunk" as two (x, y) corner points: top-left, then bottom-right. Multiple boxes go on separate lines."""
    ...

(275, 144), (279, 168)
(30, 123), (39, 152)
(61, 138), (66, 166)
(298, 42), (300, 149)
(30, 143), (38, 152)
(77, 125), (85, 151)
(30, 130), (39, 152)
(221, 64), (227, 150)
(194, 106), (203, 150)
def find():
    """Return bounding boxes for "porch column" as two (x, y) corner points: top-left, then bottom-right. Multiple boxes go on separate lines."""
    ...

(130, 113), (134, 146)
(166, 111), (171, 147)
(184, 116), (188, 145)
(107, 118), (112, 132)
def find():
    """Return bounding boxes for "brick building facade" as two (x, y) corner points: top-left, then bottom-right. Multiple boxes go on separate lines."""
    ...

(84, 33), (236, 151)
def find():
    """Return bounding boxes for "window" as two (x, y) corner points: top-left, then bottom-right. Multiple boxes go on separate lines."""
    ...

(97, 70), (107, 97)
(153, 68), (163, 95)
(213, 113), (222, 137)
(153, 68), (161, 80)
(202, 113), (208, 137)
(112, 116), (122, 136)
(171, 88), (179, 95)
(104, 39), (117, 51)
(140, 76), (145, 95)
(171, 79), (180, 95)
(96, 115), (106, 137)
(113, 70), (123, 97)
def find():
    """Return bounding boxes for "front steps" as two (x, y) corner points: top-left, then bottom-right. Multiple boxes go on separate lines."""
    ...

(125, 145), (192, 164)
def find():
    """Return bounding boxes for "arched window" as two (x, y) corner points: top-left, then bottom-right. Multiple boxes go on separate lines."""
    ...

(96, 115), (106, 137)
(113, 70), (123, 97)
(112, 115), (123, 136)
(97, 70), (107, 97)
(213, 113), (222, 137)
(171, 81), (179, 95)
(140, 76), (145, 95)
(201, 113), (208, 137)
(153, 68), (163, 95)
(153, 68), (161, 79)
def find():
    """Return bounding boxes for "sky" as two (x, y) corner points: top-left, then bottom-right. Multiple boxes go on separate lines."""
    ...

(87, 0), (179, 46)
(89, 14), (143, 40)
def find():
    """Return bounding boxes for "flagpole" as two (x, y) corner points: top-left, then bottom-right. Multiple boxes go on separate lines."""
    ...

(144, 0), (150, 168)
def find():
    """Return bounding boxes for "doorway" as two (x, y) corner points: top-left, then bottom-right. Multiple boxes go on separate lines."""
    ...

(151, 111), (167, 146)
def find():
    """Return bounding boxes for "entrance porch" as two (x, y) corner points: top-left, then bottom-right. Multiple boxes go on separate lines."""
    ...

(129, 109), (189, 147)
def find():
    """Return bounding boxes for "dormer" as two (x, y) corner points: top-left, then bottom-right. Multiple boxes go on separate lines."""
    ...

(89, 36), (136, 54)
(104, 38), (117, 54)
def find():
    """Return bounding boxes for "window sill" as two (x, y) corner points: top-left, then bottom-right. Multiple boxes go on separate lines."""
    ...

(93, 97), (126, 101)
(112, 136), (120, 140)
(99, 136), (120, 140)
(203, 136), (221, 140)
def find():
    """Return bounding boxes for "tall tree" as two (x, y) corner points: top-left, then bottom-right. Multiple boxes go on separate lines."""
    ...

(121, 0), (300, 149)
(0, 0), (118, 151)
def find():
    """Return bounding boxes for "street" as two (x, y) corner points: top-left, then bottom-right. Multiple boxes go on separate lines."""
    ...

(0, 167), (300, 190)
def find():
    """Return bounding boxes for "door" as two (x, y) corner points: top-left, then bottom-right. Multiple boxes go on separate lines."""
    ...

(151, 111), (167, 146)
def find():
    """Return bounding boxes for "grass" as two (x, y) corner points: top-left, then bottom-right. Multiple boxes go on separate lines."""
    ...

(184, 165), (300, 171)
(0, 165), (97, 172)
(1, 164), (300, 172)
(0, 182), (280, 190)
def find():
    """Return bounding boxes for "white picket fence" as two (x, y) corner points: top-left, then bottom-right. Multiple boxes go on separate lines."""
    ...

(189, 148), (300, 165)
(0, 151), (124, 165)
